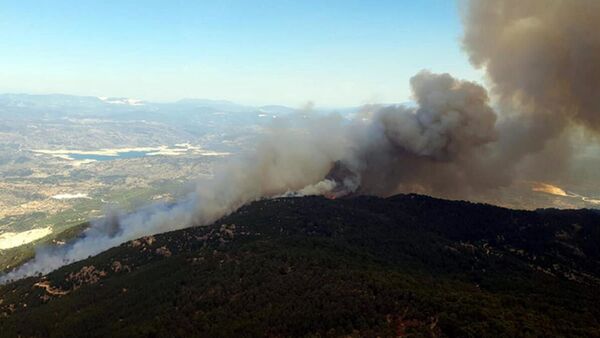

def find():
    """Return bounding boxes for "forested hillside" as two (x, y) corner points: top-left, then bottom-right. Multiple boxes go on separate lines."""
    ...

(1, 194), (599, 337)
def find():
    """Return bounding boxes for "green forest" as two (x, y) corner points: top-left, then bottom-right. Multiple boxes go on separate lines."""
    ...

(1, 194), (599, 337)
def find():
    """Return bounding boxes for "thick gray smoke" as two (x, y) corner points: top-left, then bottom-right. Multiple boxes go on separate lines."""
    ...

(463, 0), (600, 131)
(3, 0), (600, 282)
(349, 71), (501, 196)
(461, 0), (600, 178)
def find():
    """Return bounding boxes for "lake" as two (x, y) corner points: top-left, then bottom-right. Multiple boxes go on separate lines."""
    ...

(69, 151), (151, 161)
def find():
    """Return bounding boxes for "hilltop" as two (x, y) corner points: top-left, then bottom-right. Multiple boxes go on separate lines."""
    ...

(0, 194), (599, 337)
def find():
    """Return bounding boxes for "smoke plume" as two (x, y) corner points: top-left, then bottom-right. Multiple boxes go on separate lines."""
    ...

(463, 0), (600, 131)
(462, 0), (600, 169)
(2, 0), (600, 282)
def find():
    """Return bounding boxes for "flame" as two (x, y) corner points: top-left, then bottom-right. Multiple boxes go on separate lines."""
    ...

(324, 193), (337, 200)
(582, 197), (600, 205)
(531, 182), (600, 206)
(531, 182), (569, 197)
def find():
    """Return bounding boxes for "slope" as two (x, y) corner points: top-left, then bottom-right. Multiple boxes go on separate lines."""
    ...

(0, 195), (599, 337)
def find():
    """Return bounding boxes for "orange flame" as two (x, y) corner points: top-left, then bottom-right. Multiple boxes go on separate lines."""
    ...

(531, 182), (569, 197)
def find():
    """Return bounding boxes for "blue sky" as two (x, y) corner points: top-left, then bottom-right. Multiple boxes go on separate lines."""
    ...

(0, 0), (483, 107)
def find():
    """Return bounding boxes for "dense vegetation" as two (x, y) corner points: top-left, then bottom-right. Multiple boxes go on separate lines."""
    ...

(1, 194), (599, 337)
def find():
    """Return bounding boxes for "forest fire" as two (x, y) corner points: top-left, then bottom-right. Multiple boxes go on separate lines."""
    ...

(532, 182), (570, 197)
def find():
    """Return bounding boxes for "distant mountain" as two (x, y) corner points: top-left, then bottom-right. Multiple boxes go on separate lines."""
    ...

(0, 94), (152, 121)
(175, 99), (255, 113)
(0, 93), (105, 107)
(0, 93), (382, 120)
(258, 105), (298, 115)
(98, 97), (146, 106)
(1, 194), (599, 337)
(0, 93), (304, 127)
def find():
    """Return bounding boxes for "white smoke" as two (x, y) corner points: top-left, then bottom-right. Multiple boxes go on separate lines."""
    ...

(0, 198), (198, 282)
(1, 71), (496, 282)
(0, 113), (353, 282)
(5, 71), (499, 282)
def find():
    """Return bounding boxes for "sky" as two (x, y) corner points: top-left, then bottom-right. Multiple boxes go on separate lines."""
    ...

(0, 0), (483, 107)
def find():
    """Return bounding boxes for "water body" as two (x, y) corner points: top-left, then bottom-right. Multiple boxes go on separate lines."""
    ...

(69, 151), (150, 161)
(35, 144), (229, 162)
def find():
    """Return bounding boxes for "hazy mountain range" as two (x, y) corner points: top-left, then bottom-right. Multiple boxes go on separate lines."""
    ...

(0, 93), (367, 121)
